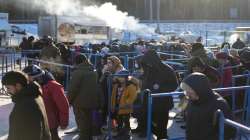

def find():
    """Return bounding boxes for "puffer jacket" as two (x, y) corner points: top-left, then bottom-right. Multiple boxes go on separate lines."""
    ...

(111, 77), (139, 115)
(39, 71), (69, 129)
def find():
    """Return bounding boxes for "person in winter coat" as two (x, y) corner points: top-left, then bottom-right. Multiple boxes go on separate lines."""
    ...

(216, 52), (233, 88)
(111, 70), (140, 139)
(40, 36), (61, 61)
(137, 49), (178, 139)
(2, 71), (51, 140)
(180, 72), (235, 140)
(190, 43), (219, 68)
(68, 54), (103, 140)
(188, 57), (221, 88)
(239, 47), (250, 71)
(232, 38), (246, 49)
(23, 65), (69, 140)
(19, 37), (29, 57)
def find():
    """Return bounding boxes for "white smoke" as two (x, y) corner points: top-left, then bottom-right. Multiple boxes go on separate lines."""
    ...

(33, 0), (84, 16)
(83, 3), (155, 34)
(229, 33), (239, 44)
(31, 0), (155, 34)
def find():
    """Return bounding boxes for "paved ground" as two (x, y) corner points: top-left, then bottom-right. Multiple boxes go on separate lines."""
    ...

(0, 95), (186, 140)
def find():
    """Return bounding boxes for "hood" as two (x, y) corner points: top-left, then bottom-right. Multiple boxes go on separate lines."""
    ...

(39, 71), (55, 86)
(182, 72), (215, 105)
(139, 49), (163, 70)
(12, 82), (42, 103)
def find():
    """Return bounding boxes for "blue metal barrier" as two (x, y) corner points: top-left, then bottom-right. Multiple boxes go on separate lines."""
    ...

(217, 110), (250, 140)
(79, 52), (136, 70)
(146, 86), (250, 140)
(157, 52), (188, 58)
(231, 71), (250, 121)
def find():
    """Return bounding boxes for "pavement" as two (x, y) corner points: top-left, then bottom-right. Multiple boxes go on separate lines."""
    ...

(0, 95), (186, 140)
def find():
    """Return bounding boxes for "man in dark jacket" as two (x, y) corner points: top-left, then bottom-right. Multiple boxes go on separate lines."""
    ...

(187, 57), (221, 88)
(232, 38), (246, 49)
(137, 49), (178, 139)
(180, 72), (235, 140)
(68, 54), (103, 140)
(2, 71), (51, 140)
(239, 47), (250, 71)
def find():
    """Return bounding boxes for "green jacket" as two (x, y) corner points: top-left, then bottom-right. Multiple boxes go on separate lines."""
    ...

(68, 63), (103, 109)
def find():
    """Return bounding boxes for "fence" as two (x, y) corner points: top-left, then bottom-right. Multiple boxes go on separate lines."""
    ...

(217, 110), (250, 140)
(146, 85), (250, 140)
(1, 50), (250, 139)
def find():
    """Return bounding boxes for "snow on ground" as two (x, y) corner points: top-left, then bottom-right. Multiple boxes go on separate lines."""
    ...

(0, 96), (12, 140)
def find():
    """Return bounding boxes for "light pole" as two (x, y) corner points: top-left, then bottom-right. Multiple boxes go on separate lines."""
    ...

(156, 0), (161, 33)
(149, 0), (153, 21)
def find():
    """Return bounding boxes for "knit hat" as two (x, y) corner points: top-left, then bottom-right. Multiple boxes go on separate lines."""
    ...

(23, 65), (45, 78)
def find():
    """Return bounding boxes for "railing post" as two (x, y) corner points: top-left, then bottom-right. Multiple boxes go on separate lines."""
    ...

(147, 90), (153, 140)
(5, 55), (8, 73)
(205, 31), (208, 47)
(124, 55), (129, 70)
(242, 71), (250, 124)
(10, 53), (13, 70)
(13, 52), (16, 69)
(107, 75), (113, 140)
(1, 55), (4, 76)
(246, 85), (250, 125)
(232, 77), (236, 112)
(218, 110), (225, 140)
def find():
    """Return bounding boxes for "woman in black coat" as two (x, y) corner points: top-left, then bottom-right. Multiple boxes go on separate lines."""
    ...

(181, 73), (235, 140)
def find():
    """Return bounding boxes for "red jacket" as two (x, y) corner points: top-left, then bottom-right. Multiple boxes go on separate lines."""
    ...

(42, 80), (69, 129)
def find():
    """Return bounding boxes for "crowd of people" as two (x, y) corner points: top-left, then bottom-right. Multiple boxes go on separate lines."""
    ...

(2, 35), (250, 140)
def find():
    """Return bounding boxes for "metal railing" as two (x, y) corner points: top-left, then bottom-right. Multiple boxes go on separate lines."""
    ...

(217, 110), (250, 140)
(146, 85), (250, 140)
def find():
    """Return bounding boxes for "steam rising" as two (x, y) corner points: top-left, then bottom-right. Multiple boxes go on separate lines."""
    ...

(32, 0), (155, 34)
(229, 34), (239, 44)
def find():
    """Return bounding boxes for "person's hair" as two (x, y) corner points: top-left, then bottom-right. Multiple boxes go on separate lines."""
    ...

(221, 42), (230, 49)
(28, 36), (35, 42)
(2, 71), (28, 87)
(107, 56), (123, 70)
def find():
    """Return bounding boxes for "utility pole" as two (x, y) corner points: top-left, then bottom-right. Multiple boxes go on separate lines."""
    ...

(149, 0), (153, 21)
(156, 0), (161, 33)
(157, 0), (160, 22)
